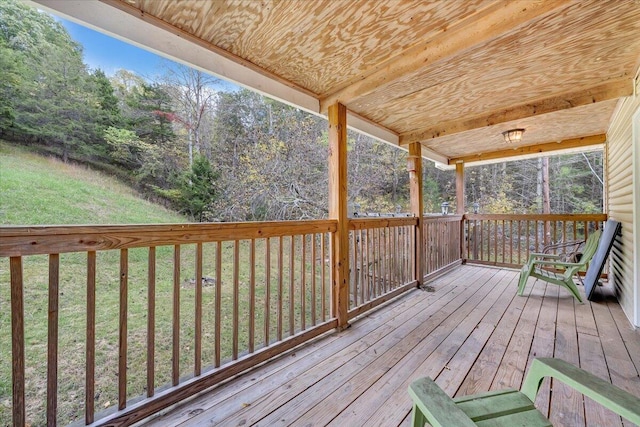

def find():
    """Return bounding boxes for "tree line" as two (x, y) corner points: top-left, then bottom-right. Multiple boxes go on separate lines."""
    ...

(0, 0), (603, 222)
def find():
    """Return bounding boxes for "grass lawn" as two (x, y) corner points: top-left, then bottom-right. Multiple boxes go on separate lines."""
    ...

(0, 142), (329, 426)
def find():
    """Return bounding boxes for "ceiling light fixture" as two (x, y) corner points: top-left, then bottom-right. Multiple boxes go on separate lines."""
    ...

(502, 128), (525, 144)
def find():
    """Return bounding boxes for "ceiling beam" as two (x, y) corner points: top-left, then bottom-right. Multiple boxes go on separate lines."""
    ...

(400, 78), (632, 145)
(319, 0), (570, 113)
(448, 134), (606, 165)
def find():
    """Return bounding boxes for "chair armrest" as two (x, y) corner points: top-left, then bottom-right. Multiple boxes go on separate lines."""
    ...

(408, 377), (476, 427)
(526, 253), (563, 264)
(521, 358), (640, 425)
(532, 260), (580, 269)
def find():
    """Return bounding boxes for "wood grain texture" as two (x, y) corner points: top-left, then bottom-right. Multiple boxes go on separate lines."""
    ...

(121, 0), (491, 95)
(115, 266), (640, 427)
(0, 220), (337, 257)
(60, 0), (640, 163)
(46, 254), (59, 426)
(118, 249), (128, 410)
(86, 251), (96, 424)
(10, 257), (25, 427)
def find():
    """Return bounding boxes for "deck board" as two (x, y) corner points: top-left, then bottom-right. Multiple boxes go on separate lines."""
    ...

(141, 265), (640, 427)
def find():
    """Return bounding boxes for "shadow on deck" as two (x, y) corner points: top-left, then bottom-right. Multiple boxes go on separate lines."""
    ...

(142, 265), (640, 427)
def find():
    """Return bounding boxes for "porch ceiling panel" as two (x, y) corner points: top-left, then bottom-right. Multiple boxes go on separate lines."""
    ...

(427, 99), (618, 161)
(41, 0), (640, 164)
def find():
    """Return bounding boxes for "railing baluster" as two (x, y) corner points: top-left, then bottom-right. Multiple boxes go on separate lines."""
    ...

(311, 234), (317, 326)
(172, 245), (180, 386)
(215, 242), (222, 368)
(289, 236), (295, 336)
(233, 240), (239, 360)
(195, 243), (203, 375)
(119, 248), (128, 409)
(47, 254), (59, 426)
(147, 247), (155, 398)
(277, 236), (283, 341)
(493, 219), (498, 264)
(249, 239), (255, 353)
(10, 256), (25, 427)
(358, 230), (364, 304)
(321, 233), (327, 322)
(86, 251), (96, 423)
(265, 237), (271, 346)
(301, 235), (306, 331)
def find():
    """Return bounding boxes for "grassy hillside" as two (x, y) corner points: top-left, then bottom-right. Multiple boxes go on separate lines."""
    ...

(0, 141), (186, 225)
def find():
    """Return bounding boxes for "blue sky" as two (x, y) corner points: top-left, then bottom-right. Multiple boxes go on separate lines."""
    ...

(60, 19), (166, 78)
(59, 18), (239, 91)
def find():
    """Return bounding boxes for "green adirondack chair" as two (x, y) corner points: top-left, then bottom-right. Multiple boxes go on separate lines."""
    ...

(408, 358), (640, 427)
(517, 229), (602, 303)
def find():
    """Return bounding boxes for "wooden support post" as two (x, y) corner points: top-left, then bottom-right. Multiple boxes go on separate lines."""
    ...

(456, 162), (465, 214)
(456, 161), (466, 261)
(328, 103), (349, 330)
(409, 143), (424, 286)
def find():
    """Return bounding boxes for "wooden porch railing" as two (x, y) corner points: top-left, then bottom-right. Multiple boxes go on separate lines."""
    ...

(463, 214), (607, 268)
(0, 213), (609, 425)
(0, 221), (337, 426)
(347, 217), (418, 319)
(423, 215), (463, 279)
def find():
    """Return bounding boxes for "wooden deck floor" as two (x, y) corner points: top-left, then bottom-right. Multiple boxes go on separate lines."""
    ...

(142, 265), (640, 427)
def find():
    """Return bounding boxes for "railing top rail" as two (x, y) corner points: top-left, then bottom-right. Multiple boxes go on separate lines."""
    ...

(422, 214), (463, 222)
(463, 213), (607, 221)
(0, 219), (338, 257)
(348, 217), (418, 230)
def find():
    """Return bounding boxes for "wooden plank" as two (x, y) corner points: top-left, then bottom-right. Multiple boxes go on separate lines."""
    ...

(277, 236), (284, 341)
(195, 243), (203, 375)
(456, 277), (531, 397)
(149, 269), (454, 427)
(321, 232), (327, 322)
(549, 294), (584, 426)
(119, 248), (129, 410)
(328, 102), (349, 329)
(289, 236), (295, 336)
(434, 273), (518, 396)
(47, 253), (59, 426)
(348, 269), (510, 427)
(172, 245), (180, 386)
(0, 219), (338, 257)
(249, 239), (255, 353)
(409, 143), (424, 285)
(98, 320), (338, 427)
(233, 240), (240, 359)
(402, 80), (628, 145)
(301, 234), (306, 331)
(86, 251), (96, 424)
(349, 217), (417, 230)
(527, 284), (559, 419)
(147, 247), (156, 397)
(10, 257), (25, 427)
(591, 300), (640, 409)
(311, 234), (317, 326)
(214, 241), (222, 368)
(264, 237), (271, 346)
(490, 279), (545, 391)
(230, 267), (496, 426)
(320, 0), (570, 111)
(578, 333), (623, 426)
(607, 299), (640, 372)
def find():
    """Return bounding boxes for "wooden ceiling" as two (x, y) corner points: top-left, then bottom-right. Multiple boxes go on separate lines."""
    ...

(36, 0), (640, 165)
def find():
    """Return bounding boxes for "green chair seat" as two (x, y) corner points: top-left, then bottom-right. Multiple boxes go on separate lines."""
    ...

(517, 229), (602, 303)
(408, 358), (640, 427)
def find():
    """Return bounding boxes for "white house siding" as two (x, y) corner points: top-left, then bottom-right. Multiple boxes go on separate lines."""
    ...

(606, 90), (639, 327)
